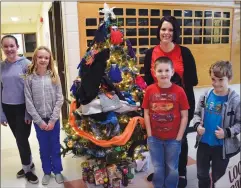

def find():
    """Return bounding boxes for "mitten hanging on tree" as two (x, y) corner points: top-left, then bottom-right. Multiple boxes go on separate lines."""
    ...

(126, 39), (136, 58)
(108, 64), (122, 83)
(135, 75), (147, 90)
(110, 26), (123, 45)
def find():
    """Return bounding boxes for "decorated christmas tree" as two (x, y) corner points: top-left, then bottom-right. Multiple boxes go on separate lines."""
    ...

(61, 3), (149, 187)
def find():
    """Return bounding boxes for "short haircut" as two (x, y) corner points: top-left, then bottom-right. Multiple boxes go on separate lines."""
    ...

(209, 60), (233, 80)
(156, 16), (181, 43)
(1, 35), (19, 47)
(154, 56), (174, 69)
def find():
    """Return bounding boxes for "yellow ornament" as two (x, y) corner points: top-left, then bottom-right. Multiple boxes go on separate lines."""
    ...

(67, 140), (74, 148)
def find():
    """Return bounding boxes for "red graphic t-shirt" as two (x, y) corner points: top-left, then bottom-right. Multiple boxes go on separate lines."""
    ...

(142, 83), (189, 140)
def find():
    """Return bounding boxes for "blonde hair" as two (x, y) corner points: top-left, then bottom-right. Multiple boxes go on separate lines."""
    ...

(209, 60), (233, 80)
(27, 46), (59, 84)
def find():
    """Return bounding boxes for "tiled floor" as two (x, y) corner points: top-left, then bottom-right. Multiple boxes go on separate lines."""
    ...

(1, 84), (240, 188)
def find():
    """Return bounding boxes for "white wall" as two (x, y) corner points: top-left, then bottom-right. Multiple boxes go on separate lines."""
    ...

(1, 23), (37, 34)
(61, 2), (80, 95)
(36, 2), (52, 48)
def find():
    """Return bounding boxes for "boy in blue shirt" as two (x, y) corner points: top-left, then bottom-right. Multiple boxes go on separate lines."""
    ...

(193, 61), (240, 188)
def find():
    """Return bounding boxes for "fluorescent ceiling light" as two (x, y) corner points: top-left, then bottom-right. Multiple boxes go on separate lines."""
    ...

(11, 17), (19, 22)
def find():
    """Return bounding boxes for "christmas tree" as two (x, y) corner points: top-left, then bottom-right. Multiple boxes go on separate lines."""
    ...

(61, 3), (149, 187)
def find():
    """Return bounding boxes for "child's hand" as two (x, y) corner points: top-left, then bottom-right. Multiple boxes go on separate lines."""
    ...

(46, 122), (54, 131)
(215, 126), (225, 139)
(197, 122), (205, 135)
(39, 122), (48, 130)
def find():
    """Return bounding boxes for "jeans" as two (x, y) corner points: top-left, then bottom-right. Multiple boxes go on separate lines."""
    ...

(197, 142), (229, 188)
(147, 136), (181, 188)
(34, 119), (63, 174)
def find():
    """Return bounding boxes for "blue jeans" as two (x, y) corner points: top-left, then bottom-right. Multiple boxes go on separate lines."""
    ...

(34, 119), (63, 174)
(147, 136), (181, 188)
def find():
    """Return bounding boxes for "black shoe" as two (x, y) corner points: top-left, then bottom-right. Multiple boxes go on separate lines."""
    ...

(17, 163), (35, 178)
(178, 177), (187, 188)
(25, 171), (39, 184)
(147, 173), (153, 182)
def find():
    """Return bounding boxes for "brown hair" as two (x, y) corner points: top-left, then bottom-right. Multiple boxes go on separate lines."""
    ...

(26, 46), (59, 84)
(209, 60), (233, 80)
(154, 56), (174, 69)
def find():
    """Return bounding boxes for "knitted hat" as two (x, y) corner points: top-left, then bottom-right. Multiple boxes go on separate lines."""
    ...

(99, 93), (122, 112)
(114, 100), (138, 114)
(81, 98), (102, 115)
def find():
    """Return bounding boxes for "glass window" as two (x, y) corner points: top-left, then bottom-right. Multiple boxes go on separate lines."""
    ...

(222, 28), (229, 35)
(221, 37), (229, 43)
(222, 20), (230, 27)
(162, 10), (171, 16)
(195, 11), (203, 17)
(86, 18), (97, 26)
(212, 37), (220, 44)
(183, 37), (192, 44)
(126, 9), (136, 15)
(203, 37), (211, 44)
(184, 10), (192, 17)
(214, 12), (221, 17)
(177, 19), (182, 26)
(194, 19), (202, 26)
(139, 28), (149, 36)
(184, 28), (192, 35)
(204, 19), (212, 26)
(194, 28), (202, 35)
(139, 38), (149, 45)
(151, 18), (160, 26)
(138, 18), (148, 26)
(126, 28), (137, 36)
(213, 28), (221, 35)
(151, 38), (159, 45)
(213, 19), (221, 27)
(203, 28), (212, 35)
(113, 8), (123, 15)
(151, 28), (157, 36)
(126, 18), (136, 26)
(184, 19), (193, 26)
(86, 29), (96, 36)
(139, 56), (145, 64)
(174, 10), (182, 17)
(151, 9), (160, 16)
(204, 11), (212, 17)
(194, 37), (202, 44)
(139, 9), (148, 16)
(223, 12), (230, 18)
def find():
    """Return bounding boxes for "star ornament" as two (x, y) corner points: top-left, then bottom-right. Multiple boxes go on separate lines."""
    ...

(99, 3), (116, 21)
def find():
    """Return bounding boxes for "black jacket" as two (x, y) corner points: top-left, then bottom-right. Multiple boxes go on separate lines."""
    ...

(144, 45), (198, 123)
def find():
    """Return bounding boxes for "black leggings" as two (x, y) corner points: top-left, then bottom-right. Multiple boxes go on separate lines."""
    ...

(2, 103), (32, 165)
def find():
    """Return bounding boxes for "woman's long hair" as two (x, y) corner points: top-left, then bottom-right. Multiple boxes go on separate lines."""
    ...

(26, 46), (59, 84)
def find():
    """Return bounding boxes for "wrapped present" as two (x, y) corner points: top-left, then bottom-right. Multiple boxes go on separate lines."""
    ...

(94, 168), (108, 185)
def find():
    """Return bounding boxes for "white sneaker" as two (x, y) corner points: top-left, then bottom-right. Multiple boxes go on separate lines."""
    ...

(55, 173), (64, 184)
(42, 174), (51, 185)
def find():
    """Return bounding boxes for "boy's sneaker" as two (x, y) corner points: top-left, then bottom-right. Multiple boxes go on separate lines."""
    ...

(55, 173), (64, 184)
(17, 163), (35, 178)
(42, 174), (51, 185)
(25, 171), (39, 184)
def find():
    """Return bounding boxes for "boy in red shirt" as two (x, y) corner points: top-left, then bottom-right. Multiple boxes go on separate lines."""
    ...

(142, 56), (189, 188)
